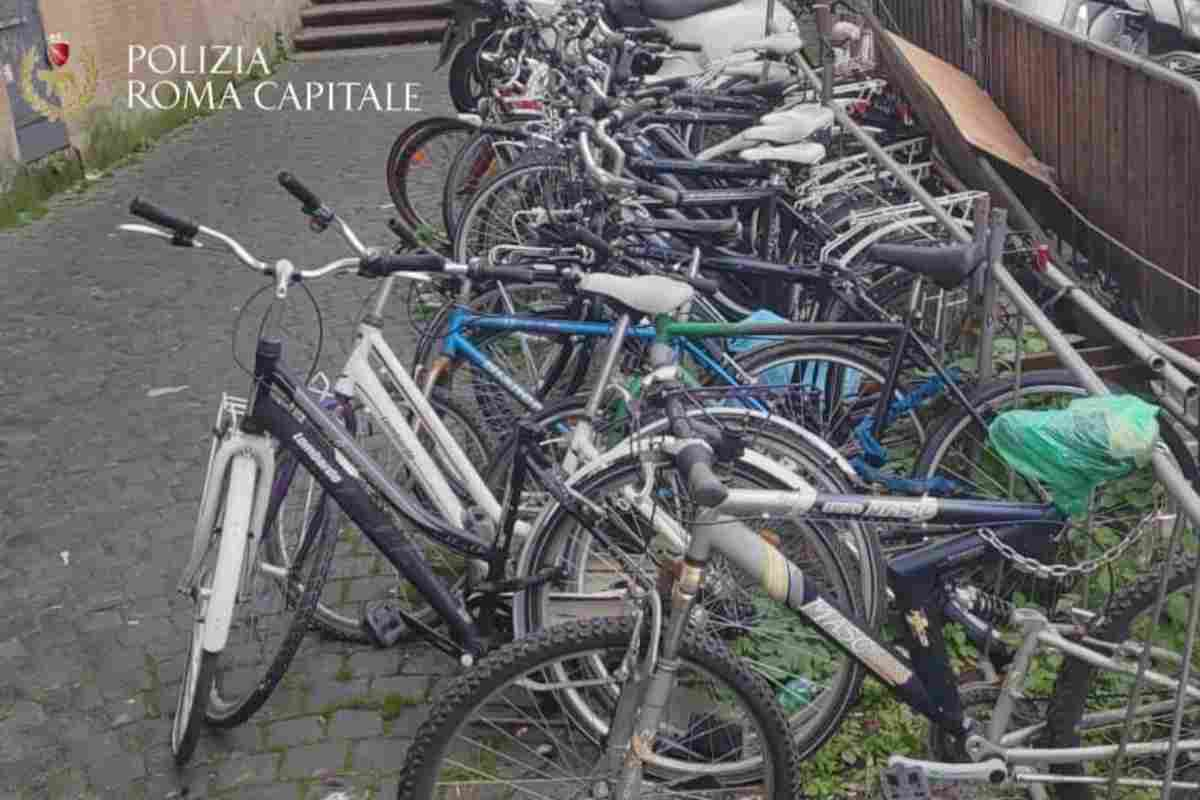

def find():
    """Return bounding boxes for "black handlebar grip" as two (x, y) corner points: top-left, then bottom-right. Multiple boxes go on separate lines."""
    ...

(129, 197), (199, 239)
(360, 252), (447, 277)
(671, 41), (703, 52)
(278, 171), (323, 211)
(472, 265), (537, 283)
(567, 226), (611, 262)
(676, 442), (728, 508)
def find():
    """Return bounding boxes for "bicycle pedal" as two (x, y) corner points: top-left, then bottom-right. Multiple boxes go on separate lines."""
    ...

(363, 601), (410, 649)
(880, 763), (932, 800)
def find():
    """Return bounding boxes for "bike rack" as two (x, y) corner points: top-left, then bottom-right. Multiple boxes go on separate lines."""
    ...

(800, 3), (1200, 795)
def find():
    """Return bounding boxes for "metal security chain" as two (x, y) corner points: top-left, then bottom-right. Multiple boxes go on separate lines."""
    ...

(976, 512), (1155, 580)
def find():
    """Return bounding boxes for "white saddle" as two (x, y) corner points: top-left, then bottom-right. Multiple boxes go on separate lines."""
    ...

(576, 274), (695, 316)
(734, 33), (805, 57)
(758, 105), (835, 137)
(740, 143), (827, 165)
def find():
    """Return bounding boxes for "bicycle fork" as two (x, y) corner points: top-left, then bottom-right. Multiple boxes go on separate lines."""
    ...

(179, 425), (276, 653)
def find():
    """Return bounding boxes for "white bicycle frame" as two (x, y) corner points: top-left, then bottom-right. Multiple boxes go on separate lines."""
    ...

(330, 274), (516, 535)
(179, 395), (277, 653)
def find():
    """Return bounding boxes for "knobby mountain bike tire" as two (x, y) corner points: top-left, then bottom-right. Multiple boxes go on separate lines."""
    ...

(1046, 548), (1200, 799)
(511, 441), (875, 764)
(395, 616), (800, 799)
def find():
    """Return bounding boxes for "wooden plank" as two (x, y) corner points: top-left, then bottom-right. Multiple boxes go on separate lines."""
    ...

(1018, 336), (1200, 379)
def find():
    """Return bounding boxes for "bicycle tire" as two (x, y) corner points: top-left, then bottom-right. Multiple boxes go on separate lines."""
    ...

(386, 117), (476, 244)
(1046, 548), (1200, 799)
(442, 131), (521, 238)
(205, 453), (340, 727)
(172, 570), (218, 764)
(912, 370), (1198, 598)
(395, 616), (799, 799)
(452, 160), (573, 262)
(486, 395), (884, 621)
(729, 338), (926, 467)
(512, 441), (873, 763)
(291, 388), (491, 645)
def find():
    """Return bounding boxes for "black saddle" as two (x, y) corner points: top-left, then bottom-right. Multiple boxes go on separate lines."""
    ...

(864, 240), (988, 291)
(605, 0), (740, 27)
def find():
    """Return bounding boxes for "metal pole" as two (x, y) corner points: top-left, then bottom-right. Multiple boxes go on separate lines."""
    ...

(761, 0), (776, 83)
(814, 4), (835, 105)
(973, 156), (1200, 388)
(793, 31), (1200, 532)
(1040, 261), (1200, 399)
(976, 207), (1005, 385)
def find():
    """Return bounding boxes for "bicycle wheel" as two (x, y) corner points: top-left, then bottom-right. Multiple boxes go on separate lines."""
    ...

(173, 454), (259, 761)
(514, 443), (873, 763)
(730, 339), (926, 475)
(292, 388), (491, 644)
(395, 616), (798, 798)
(205, 453), (340, 727)
(386, 117), (475, 245)
(173, 562), (218, 764)
(452, 159), (575, 262)
(913, 370), (1199, 605)
(442, 131), (522, 238)
(1046, 547), (1200, 799)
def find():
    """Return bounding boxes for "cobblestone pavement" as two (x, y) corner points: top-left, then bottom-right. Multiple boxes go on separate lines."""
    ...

(0, 46), (461, 799)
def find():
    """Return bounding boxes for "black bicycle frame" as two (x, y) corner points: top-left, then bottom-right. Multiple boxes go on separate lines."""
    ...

(244, 337), (494, 657)
(718, 493), (1066, 730)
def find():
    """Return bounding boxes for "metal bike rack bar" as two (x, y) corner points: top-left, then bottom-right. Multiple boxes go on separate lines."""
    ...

(794, 17), (1200, 531)
(796, 9), (1200, 795)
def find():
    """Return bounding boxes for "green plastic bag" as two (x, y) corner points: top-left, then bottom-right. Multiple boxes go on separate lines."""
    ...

(987, 395), (1160, 516)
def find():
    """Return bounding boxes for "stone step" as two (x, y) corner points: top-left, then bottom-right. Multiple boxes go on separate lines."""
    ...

(293, 19), (448, 51)
(301, 0), (450, 27)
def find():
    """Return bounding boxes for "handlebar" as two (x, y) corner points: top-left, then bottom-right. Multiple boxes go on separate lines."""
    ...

(663, 395), (728, 507)
(123, 185), (575, 296)
(574, 102), (682, 205)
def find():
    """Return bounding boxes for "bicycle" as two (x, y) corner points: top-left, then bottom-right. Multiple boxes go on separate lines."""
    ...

(399, 352), (1200, 799)
(121, 179), (864, 779)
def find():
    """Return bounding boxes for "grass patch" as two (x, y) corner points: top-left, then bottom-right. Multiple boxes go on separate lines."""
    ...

(380, 691), (422, 720)
(334, 663), (355, 683)
(0, 31), (289, 230)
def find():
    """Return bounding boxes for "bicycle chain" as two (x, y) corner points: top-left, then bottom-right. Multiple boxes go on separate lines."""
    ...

(976, 512), (1154, 580)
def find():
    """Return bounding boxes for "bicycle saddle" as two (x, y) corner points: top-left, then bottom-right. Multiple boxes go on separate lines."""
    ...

(739, 142), (827, 165)
(734, 33), (805, 57)
(577, 273), (696, 315)
(865, 240), (987, 290)
(758, 104), (835, 137)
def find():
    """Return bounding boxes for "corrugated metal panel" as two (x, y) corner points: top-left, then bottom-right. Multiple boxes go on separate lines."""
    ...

(880, 0), (1200, 332)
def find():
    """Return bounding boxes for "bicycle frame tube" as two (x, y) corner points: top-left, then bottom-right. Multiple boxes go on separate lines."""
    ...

(340, 323), (503, 526)
(685, 488), (1063, 726)
(247, 341), (488, 655)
